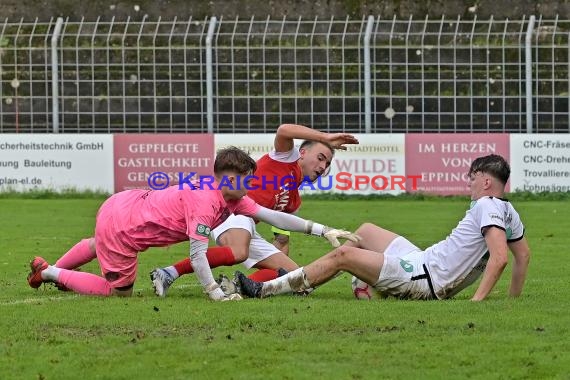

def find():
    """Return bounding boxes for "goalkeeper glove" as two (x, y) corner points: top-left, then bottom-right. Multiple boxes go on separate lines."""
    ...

(323, 226), (361, 247)
(205, 282), (242, 301)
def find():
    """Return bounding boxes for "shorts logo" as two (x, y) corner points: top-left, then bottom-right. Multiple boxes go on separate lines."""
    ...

(506, 227), (513, 239)
(196, 224), (211, 237)
(399, 259), (414, 273)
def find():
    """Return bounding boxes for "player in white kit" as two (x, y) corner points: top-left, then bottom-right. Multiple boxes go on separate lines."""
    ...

(236, 154), (531, 301)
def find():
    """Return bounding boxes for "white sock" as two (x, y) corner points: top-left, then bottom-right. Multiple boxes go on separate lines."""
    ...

(41, 265), (61, 282)
(164, 266), (179, 279)
(261, 267), (309, 297)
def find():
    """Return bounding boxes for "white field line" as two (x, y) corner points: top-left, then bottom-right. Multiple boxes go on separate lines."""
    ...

(1, 283), (201, 306)
(1, 294), (81, 305)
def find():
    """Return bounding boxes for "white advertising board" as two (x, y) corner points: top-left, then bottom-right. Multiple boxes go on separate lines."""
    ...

(0, 134), (114, 193)
(215, 134), (276, 161)
(510, 134), (570, 192)
(214, 134), (406, 195)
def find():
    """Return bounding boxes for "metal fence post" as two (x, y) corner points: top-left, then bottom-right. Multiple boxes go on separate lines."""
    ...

(51, 17), (64, 133)
(525, 15), (536, 133)
(205, 17), (217, 134)
(363, 15), (374, 134)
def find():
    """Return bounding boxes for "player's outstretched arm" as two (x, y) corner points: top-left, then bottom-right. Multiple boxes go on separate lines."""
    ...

(252, 206), (360, 247)
(189, 239), (240, 301)
(274, 124), (359, 152)
(471, 227), (509, 301)
(507, 237), (531, 297)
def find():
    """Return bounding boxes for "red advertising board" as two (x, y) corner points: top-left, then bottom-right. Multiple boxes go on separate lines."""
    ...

(405, 134), (510, 195)
(114, 134), (214, 192)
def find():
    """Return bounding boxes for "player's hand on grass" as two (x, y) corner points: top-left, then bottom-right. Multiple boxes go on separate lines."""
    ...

(206, 282), (243, 301)
(324, 133), (359, 150)
(221, 293), (243, 301)
(322, 227), (362, 247)
(206, 283), (228, 301)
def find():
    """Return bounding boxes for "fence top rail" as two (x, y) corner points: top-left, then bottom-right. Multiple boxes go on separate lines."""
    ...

(2, 16), (568, 41)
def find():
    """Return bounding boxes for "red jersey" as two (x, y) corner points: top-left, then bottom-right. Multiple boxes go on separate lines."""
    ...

(248, 148), (302, 214)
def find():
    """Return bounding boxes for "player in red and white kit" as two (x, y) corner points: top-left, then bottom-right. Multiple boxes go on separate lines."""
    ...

(150, 124), (359, 296)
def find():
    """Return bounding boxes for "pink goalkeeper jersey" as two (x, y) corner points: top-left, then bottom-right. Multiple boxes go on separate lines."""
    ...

(104, 184), (260, 252)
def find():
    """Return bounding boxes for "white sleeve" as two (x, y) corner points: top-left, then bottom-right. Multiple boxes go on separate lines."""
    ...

(253, 206), (324, 236)
(507, 204), (525, 241)
(477, 198), (507, 232)
(269, 147), (300, 163)
(189, 239), (215, 287)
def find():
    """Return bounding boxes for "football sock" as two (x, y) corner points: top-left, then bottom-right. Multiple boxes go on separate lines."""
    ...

(57, 270), (113, 296)
(248, 269), (279, 282)
(163, 265), (179, 280)
(171, 258), (191, 277)
(172, 247), (237, 276)
(261, 268), (310, 297)
(55, 239), (96, 269)
(41, 265), (61, 281)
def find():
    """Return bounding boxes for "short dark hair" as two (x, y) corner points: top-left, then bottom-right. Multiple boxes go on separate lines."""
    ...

(214, 146), (257, 175)
(468, 154), (510, 184)
(299, 140), (335, 157)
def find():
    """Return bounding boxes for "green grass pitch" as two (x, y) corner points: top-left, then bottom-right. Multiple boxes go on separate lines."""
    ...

(1, 195), (569, 379)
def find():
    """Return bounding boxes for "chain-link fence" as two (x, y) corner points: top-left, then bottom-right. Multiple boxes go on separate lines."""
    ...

(1, 15), (569, 134)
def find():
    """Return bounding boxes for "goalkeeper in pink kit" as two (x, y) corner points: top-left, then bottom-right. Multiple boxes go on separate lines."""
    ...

(27, 147), (359, 301)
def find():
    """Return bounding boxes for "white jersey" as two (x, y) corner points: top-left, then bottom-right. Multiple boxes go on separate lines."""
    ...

(424, 196), (525, 299)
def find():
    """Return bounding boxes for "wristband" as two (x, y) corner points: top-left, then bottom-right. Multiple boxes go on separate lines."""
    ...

(308, 222), (324, 236)
(304, 221), (313, 235)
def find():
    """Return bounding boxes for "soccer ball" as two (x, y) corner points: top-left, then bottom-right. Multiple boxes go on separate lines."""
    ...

(351, 276), (375, 300)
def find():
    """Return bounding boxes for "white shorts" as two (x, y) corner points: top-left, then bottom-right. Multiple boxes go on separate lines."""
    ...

(373, 236), (436, 300)
(211, 214), (281, 269)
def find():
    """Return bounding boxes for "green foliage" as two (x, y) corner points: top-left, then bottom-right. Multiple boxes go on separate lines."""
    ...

(3, 189), (570, 201)
(1, 198), (569, 379)
(302, 190), (570, 202)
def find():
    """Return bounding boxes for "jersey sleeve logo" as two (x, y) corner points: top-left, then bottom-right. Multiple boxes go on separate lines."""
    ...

(196, 224), (211, 237)
(488, 213), (504, 222)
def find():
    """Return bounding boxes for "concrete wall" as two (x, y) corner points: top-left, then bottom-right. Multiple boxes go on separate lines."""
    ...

(3, 0), (569, 21)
